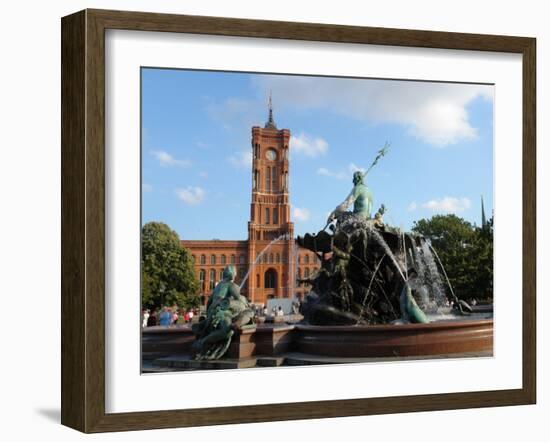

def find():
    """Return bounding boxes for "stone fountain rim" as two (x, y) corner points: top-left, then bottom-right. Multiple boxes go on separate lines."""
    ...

(296, 318), (493, 332)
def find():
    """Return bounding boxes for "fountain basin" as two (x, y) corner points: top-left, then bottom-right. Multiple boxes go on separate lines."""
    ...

(294, 319), (493, 358)
(143, 319), (493, 362)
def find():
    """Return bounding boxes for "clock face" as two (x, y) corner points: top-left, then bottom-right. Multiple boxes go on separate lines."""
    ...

(265, 149), (276, 161)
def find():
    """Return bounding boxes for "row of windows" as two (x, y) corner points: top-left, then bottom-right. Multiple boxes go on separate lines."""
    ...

(198, 268), (247, 291)
(196, 266), (318, 293)
(193, 253), (318, 266)
(193, 254), (246, 265)
(252, 169), (289, 192)
(256, 252), (285, 264)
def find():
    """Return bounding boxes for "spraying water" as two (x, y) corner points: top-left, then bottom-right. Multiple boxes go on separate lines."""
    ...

(368, 228), (407, 282)
(427, 243), (461, 308)
(239, 234), (289, 289)
(419, 240), (447, 306)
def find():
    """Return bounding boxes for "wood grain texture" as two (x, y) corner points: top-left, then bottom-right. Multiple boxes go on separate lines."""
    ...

(61, 10), (86, 432)
(60, 8), (537, 433)
(522, 38), (536, 403)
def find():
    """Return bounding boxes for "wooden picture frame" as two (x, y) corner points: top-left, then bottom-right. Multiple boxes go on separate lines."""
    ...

(61, 8), (536, 433)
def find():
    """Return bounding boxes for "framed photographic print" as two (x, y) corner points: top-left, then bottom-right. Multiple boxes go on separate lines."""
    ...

(61, 9), (536, 433)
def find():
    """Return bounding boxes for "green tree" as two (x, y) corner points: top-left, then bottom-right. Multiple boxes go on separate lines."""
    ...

(141, 222), (200, 309)
(412, 214), (493, 301)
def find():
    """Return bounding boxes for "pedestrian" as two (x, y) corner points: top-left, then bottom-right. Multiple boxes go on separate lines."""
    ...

(147, 309), (158, 327)
(142, 309), (150, 328)
(159, 306), (172, 326)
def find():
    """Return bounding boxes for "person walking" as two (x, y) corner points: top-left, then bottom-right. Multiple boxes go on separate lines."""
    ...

(159, 307), (172, 326)
(147, 309), (158, 327)
(142, 309), (150, 328)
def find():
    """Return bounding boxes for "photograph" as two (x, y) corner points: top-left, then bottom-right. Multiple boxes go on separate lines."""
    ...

(140, 68), (495, 372)
(1, 0), (543, 437)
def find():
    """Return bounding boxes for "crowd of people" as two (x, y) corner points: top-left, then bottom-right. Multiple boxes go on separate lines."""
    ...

(142, 299), (302, 327)
(141, 306), (199, 327)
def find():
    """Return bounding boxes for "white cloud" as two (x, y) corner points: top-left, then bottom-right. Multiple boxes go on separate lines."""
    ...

(316, 163), (365, 180)
(290, 133), (328, 157)
(292, 207), (311, 222)
(150, 150), (191, 167)
(175, 187), (205, 205)
(421, 197), (471, 213)
(407, 201), (418, 212)
(254, 76), (492, 147)
(142, 183), (153, 192)
(316, 167), (347, 180)
(228, 150), (253, 168)
(198, 171), (208, 178)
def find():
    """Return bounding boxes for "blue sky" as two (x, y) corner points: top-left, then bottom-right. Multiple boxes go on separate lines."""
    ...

(141, 68), (494, 240)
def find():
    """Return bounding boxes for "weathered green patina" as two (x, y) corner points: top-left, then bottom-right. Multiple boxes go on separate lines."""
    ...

(191, 266), (255, 360)
(328, 171), (374, 222)
(400, 283), (430, 324)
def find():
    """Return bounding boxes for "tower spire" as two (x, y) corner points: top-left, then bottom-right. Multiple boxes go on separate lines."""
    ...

(481, 195), (487, 229)
(265, 90), (277, 129)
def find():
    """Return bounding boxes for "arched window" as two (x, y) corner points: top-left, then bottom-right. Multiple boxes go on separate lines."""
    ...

(209, 269), (216, 290)
(305, 254), (310, 264)
(264, 269), (277, 289)
(219, 269), (224, 281)
(276, 253), (280, 263)
(199, 269), (206, 290)
(221, 255), (226, 265)
(265, 208), (270, 224)
(272, 166), (277, 191)
(210, 255), (216, 265)
(266, 167), (271, 191)
(200, 255), (206, 265)
(239, 255), (245, 264)
(269, 253), (274, 263)
(273, 207), (278, 224)
(304, 268), (310, 278)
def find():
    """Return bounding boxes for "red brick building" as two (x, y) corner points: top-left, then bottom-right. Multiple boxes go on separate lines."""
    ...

(181, 101), (320, 306)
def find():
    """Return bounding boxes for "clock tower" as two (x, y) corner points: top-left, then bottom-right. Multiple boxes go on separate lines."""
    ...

(247, 95), (295, 303)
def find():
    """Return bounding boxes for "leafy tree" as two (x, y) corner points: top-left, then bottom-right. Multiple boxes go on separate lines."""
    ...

(412, 214), (493, 301)
(141, 222), (200, 309)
